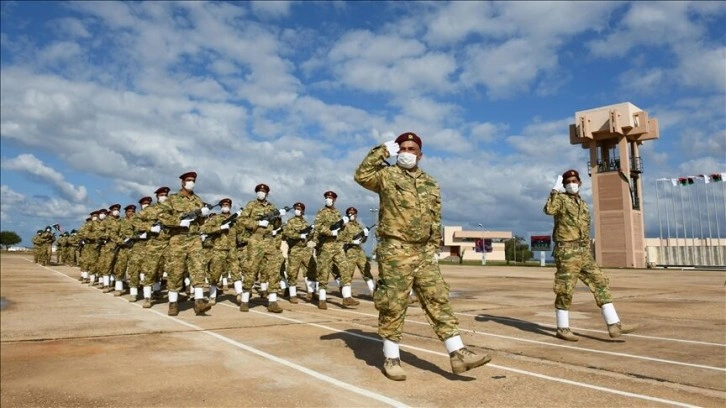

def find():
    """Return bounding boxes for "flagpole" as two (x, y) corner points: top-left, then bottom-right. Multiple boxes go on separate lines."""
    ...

(686, 179), (697, 265)
(679, 181), (689, 265)
(655, 179), (665, 266)
(703, 177), (714, 266)
(671, 180), (681, 265)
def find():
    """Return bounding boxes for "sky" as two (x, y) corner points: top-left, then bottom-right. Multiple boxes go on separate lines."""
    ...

(1, 1), (725, 249)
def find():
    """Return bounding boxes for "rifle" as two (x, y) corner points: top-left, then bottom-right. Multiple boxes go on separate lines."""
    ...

(180, 203), (220, 221)
(221, 209), (243, 227)
(329, 217), (347, 231)
(257, 206), (292, 222)
(344, 224), (376, 251)
(298, 224), (314, 235)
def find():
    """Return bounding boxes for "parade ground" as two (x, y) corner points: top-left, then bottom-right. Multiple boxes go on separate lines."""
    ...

(1, 252), (724, 408)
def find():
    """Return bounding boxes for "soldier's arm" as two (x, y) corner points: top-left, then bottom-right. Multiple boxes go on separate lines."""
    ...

(543, 192), (564, 216)
(156, 199), (179, 227)
(354, 145), (388, 193)
(427, 183), (443, 251)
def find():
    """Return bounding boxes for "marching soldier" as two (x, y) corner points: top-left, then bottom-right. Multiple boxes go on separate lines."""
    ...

(339, 207), (376, 296)
(281, 202), (317, 304)
(136, 190), (171, 308)
(111, 204), (137, 296)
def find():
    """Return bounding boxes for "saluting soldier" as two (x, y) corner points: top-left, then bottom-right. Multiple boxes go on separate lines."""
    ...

(355, 131), (490, 381)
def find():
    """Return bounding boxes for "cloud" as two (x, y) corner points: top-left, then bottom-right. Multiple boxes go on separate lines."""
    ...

(1, 154), (88, 202)
(250, 0), (293, 19)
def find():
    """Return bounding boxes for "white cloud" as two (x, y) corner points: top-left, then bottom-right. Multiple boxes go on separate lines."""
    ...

(250, 0), (293, 19)
(1, 154), (88, 202)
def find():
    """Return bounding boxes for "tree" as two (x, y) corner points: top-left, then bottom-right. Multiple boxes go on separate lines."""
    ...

(0, 231), (22, 250)
(505, 235), (533, 264)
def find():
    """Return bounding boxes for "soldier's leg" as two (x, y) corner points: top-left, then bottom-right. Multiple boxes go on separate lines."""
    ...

(552, 247), (583, 341)
(112, 249), (129, 296)
(316, 245), (335, 308)
(264, 246), (284, 313)
(208, 250), (226, 304)
(335, 248), (357, 307)
(239, 243), (264, 311)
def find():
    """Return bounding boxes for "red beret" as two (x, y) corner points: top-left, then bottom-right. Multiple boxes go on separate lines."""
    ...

(85, 217), (91, 221)
(219, 198), (232, 206)
(109, 203), (121, 211)
(346, 207), (358, 215)
(97, 208), (108, 214)
(255, 183), (270, 193)
(155, 186), (170, 195)
(324, 190), (337, 199)
(395, 132), (422, 148)
(124, 204), (137, 211)
(562, 169), (581, 181)
(293, 202), (305, 211)
(139, 196), (152, 205)
(179, 171), (197, 180)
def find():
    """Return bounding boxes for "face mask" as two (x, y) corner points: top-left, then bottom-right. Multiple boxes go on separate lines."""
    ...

(184, 181), (195, 191)
(92, 216), (98, 221)
(397, 152), (418, 169)
(221, 206), (230, 214)
(256, 192), (267, 201)
(325, 198), (333, 207)
(112, 210), (120, 217)
(294, 209), (302, 217)
(141, 204), (149, 210)
(565, 183), (579, 194)
(349, 214), (356, 221)
(99, 213), (107, 220)
(158, 195), (168, 203)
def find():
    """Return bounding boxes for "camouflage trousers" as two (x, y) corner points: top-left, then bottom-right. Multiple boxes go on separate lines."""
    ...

(316, 242), (349, 290)
(208, 248), (238, 287)
(164, 234), (205, 292)
(553, 246), (612, 309)
(345, 246), (374, 282)
(113, 247), (130, 282)
(231, 245), (248, 282)
(286, 245), (316, 288)
(97, 244), (117, 277)
(81, 245), (99, 273)
(39, 244), (52, 266)
(141, 239), (168, 286)
(375, 239), (460, 343)
(242, 237), (281, 293)
(126, 242), (146, 288)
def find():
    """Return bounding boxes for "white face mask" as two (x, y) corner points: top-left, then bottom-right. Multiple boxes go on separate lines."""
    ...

(256, 192), (267, 201)
(294, 209), (302, 217)
(397, 152), (418, 169)
(184, 181), (195, 191)
(221, 206), (230, 214)
(141, 204), (149, 210)
(158, 195), (168, 203)
(325, 198), (334, 207)
(111, 210), (120, 217)
(565, 183), (579, 194)
(92, 216), (98, 221)
(99, 213), (107, 220)
(349, 214), (356, 221)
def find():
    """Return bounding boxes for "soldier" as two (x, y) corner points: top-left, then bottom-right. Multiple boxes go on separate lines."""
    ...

(111, 204), (137, 296)
(200, 199), (239, 305)
(67, 229), (80, 267)
(544, 169), (638, 341)
(77, 212), (97, 283)
(340, 207), (376, 297)
(32, 230), (43, 263)
(125, 197), (151, 301)
(100, 204), (122, 293)
(238, 183), (287, 313)
(354, 131), (490, 381)
(136, 189), (171, 308)
(57, 232), (68, 264)
(157, 172), (213, 316)
(281, 202), (317, 304)
(313, 191), (358, 310)
(38, 226), (55, 266)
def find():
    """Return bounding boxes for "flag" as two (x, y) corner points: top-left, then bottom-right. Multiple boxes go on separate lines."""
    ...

(678, 177), (693, 186)
(711, 173), (724, 182)
(670, 178), (678, 186)
(52, 224), (61, 232)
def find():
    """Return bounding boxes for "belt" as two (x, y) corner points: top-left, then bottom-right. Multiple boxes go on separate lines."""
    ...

(556, 240), (589, 248)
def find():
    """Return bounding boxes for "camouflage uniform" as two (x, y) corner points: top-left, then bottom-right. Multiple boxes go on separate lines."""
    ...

(543, 191), (612, 309)
(134, 196), (171, 304)
(32, 232), (42, 263)
(38, 229), (55, 266)
(98, 210), (121, 291)
(77, 217), (97, 282)
(281, 213), (316, 298)
(57, 233), (67, 264)
(340, 218), (375, 290)
(312, 205), (349, 294)
(239, 197), (284, 310)
(111, 208), (136, 295)
(354, 144), (458, 343)
(67, 230), (80, 267)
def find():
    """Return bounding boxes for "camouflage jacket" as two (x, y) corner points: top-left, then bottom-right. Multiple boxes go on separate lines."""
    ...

(543, 192), (591, 243)
(354, 144), (442, 249)
(200, 212), (236, 250)
(134, 203), (169, 241)
(282, 215), (312, 249)
(313, 206), (344, 243)
(157, 190), (206, 235)
(240, 199), (281, 240)
(339, 219), (368, 247)
(114, 215), (135, 246)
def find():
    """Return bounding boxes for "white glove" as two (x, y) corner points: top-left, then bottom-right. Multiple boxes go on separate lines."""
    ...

(150, 225), (161, 233)
(200, 206), (211, 216)
(300, 233), (307, 240)
(352, 239), (361, 245)
(432, 253), (438, 264)
(331, 229), (339, 237)
(200, 234), (207, 242)
(278, 208), (286, 216)
(363, 228), (369, 237)
(272, 229), (280, 236)
(139, 232), (147, 239)
(221, 223), (230, 230)
(384, 140), (400, 157)
(552, 175), (565, 193)
(180, 219), (191, 228)
(342, 216), (349, 224)
(306, 241), (316, 248)
(235, 209), (243, 217)
(258, 220), (269, 228)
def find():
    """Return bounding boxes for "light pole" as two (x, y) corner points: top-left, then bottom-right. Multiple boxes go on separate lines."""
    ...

(478, 223), (486, 266)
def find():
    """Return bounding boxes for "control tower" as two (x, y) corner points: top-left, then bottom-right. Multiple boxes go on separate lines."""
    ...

(569, 102), (659, 268)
